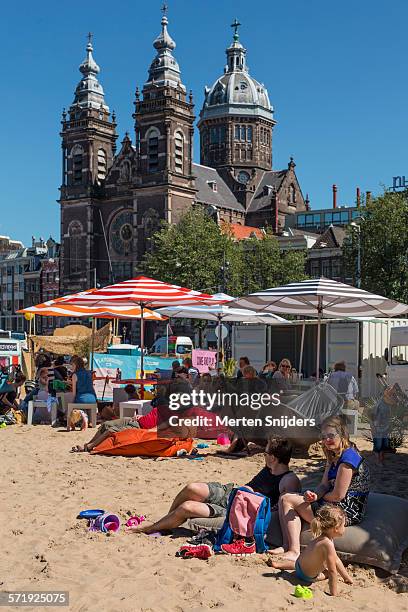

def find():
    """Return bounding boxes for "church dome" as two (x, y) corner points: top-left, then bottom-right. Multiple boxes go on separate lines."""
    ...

(199, 25), (273, 123)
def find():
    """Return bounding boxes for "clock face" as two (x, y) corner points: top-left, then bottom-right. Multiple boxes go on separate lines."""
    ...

(237, 171), (250, 185)
(110, 211), (133, 256)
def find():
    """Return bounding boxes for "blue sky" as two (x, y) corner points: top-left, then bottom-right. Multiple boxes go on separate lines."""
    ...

(1, 0), (407, 245)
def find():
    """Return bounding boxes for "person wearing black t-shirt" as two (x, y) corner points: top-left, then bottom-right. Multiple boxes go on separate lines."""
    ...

(127, 438), (301, 535)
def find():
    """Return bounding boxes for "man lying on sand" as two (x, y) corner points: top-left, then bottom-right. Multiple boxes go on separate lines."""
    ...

(71, 408), (160, 452)
(128, 438), (300, 535)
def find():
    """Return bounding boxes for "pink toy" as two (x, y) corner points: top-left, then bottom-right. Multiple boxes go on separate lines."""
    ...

(217, 434), (230, 446)
(125, 515), (146, 528)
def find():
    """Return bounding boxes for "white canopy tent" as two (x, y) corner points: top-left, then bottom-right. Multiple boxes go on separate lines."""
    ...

(157, 297), (289, 369)
(231, 278), (408, 378)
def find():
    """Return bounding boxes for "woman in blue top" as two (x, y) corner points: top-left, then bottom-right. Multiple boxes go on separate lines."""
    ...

(70, 355), (97, 404)
(269, 416), (370, 561)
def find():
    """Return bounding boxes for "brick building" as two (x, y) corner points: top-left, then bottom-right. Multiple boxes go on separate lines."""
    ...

(59, 12), (307, 294)
(0, 237), (59, 333)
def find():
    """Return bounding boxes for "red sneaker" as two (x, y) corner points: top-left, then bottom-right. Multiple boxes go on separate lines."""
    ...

(176, 544), (213, 560)
(220, 539), (256, 556)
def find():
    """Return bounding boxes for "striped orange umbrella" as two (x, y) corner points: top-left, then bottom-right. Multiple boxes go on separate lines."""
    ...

(18, 302), (166, 320)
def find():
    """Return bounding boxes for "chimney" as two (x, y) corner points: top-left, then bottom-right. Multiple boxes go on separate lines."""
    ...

(305, 193), (310, 211)
(332, 184), (337, 209)
(366, 191), (371, 205)
(356, 187), (361, 208)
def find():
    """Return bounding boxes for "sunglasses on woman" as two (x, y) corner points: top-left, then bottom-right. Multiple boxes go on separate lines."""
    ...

(281, 365), (291, 369)
(321, 432), (339, 441)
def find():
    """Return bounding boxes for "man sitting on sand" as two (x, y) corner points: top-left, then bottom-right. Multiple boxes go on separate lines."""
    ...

(128, 438), (300, 538)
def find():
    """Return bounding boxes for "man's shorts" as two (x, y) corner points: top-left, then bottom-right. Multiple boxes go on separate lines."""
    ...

(206, 481), (234, 517)
(99, 417), (141, 434)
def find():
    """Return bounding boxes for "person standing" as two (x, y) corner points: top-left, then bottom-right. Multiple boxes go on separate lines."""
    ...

(327, 361), (359, 410)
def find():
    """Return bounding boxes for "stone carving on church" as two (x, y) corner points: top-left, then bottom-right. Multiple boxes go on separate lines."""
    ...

(120, 160), (132, 182)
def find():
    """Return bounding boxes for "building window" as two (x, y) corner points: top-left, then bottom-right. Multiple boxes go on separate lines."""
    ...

(147, 130), (159, 173)
(322, 260), (331, 277)
(210, 126), (225, 144)
(174, 132), (184, 174)
(332, 260), (342, 278)
(72, 145), (83, 184)
(310, 261), (320, 277)
(97, 149), (107, 181)
(234, 124), (253, 142)
(68, 220), (83, 274)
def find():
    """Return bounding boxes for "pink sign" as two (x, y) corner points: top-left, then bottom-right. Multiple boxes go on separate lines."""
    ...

(192, 349), (217, 373)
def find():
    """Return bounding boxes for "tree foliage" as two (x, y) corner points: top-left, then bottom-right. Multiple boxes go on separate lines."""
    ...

(343, 190), (408, 302)
(142, 208), (307, 295)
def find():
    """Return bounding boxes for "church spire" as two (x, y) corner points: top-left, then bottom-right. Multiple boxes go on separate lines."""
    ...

(225, 18), (247, 73)
(145, 5), (185, 91)
(71, 33), (109, 111)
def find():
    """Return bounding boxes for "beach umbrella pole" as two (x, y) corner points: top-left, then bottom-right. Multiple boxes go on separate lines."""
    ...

(90, 317), (96, 372)
(299, 320), (305, 377)
(216, 315), (221, 371)
(139, 305), (145, 399)
(316, 298), (322, 381)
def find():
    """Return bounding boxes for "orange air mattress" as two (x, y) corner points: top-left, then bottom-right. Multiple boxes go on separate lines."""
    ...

(90, 428), (194, 457)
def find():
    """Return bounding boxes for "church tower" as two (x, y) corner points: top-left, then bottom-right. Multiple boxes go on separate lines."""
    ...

(198, 21), (276, 208)
(133, 6), (196, 249)
(59, 34), (117, 293)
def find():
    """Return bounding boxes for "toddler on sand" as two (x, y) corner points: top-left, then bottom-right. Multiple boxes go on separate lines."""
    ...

(270, 505), (353, 596)
(68, 409), (88, 431)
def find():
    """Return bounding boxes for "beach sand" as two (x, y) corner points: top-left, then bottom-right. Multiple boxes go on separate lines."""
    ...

(1, 426), (408, 612)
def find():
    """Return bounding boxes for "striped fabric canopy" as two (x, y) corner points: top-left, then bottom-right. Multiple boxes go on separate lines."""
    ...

(17, 303), (166, 320)
(232, 278), (408, 318)
(60, 276), (219, 307)
(157, 303), (288, 324)
(57, 276), (220, 378)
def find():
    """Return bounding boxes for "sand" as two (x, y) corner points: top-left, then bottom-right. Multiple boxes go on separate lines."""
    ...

(1, 426), (408, 612)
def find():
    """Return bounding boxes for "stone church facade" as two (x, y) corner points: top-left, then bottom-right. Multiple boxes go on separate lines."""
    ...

(59, 12), (307, 294)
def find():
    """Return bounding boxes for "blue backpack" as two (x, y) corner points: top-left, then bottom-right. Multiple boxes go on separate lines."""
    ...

(214, 486), (271, 553)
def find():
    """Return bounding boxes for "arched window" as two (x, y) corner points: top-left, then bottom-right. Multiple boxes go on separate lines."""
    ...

(174, 131), (184, 174)
(71, 145), (84, 184)
(97, 149), (107, 181)
(147, 128), (160, 173)
(68, 220), (83, 273)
